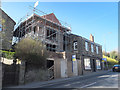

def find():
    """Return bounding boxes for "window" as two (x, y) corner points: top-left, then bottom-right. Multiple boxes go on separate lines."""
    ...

(0, 24), (2, 31)
(84, 58), (91, 70)
(91, 44), (94, 52)
(46, 28), (56, 41)
(96, 46), (99, 54)
(85, 41), (89, 51)
(46, 44), (56, 52)
(33, 26), (37, 34)
(73, 41), (78, 50)
(96, 60), (101, 69)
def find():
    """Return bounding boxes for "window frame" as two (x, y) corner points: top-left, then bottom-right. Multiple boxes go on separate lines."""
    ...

(85, 41), (89, 51)
(96, 45), (99, 54)
(96, 60), (101, 69)
(84, 58), (91, 70)
(91, 43), (94, 53)
(73, 41), (78, 51)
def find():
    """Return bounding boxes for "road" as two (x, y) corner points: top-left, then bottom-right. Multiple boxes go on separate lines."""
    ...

(35, 72), (119, 89)
(3, 71), (119, 90)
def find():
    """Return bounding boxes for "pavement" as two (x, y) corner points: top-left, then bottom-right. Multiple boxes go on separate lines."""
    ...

(6, 69), (112, 89)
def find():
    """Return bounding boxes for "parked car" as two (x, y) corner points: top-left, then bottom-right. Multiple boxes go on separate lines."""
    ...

(112, 65), (120, 72)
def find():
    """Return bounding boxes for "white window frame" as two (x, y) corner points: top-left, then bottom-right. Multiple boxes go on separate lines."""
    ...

(96, 60), (101, 69)
(91, 44), (94, 53)
(85, 41), (89, 51)
(96, 46), (99, 54)
(73, 41), (78, 51)
(84, 58), (91, 70)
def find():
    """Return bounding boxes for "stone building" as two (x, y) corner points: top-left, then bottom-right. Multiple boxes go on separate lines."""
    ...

(0, 9), (16, 50)
(13, 12), (102, 81)
(0, 9), (16, 88)
(69, 34), (102, 76)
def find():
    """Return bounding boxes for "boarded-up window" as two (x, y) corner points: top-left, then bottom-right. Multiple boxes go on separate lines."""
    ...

(96, 60), (101, 69)
(84, 58), (91, 70)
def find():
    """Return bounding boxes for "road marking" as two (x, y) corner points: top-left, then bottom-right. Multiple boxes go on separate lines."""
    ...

(80, 82), (97, 88)
(39, 83), (56, 87)
(64, 84), (71, 86)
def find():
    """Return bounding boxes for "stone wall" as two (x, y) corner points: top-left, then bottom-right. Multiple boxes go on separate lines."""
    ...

(19, 61), (49, 85)
(68, 34), (103, 75)
(1, 9), (16, 50)
(81, 37), (102, 58)
(69, 34), (102, 59)
(25, 69), (48, 84)
(19, 62), (25, 85)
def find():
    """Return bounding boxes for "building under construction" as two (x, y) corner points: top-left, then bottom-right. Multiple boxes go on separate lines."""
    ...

(13, 8), (103, 81)
(13, 12), (72, 53)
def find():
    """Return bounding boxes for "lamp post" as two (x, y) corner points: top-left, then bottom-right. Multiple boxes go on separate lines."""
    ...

(103, 32), (112, 70)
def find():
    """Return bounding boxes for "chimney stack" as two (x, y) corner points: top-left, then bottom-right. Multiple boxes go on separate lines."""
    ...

(90, 34), (94, 42)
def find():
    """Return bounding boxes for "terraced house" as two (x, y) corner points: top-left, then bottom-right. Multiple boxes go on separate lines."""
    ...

(13, 10), (103, 80)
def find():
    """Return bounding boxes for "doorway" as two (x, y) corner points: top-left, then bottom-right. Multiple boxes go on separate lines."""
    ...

(47, 60), (54, 80)
(92, 59), (96, 72)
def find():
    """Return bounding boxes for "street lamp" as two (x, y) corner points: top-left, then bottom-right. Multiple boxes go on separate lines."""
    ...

(103, 32), (112, 70)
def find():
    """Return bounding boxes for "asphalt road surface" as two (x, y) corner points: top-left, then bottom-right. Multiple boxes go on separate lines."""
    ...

(36, 72), (119, 88)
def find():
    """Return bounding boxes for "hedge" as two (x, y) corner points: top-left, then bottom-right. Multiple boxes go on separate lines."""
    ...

(0, 50), (15, 59)
(103, 55), (118, 65)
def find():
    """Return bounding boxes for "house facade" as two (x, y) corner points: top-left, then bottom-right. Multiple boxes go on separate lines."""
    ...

(69, 34), (102, 76)
(13, 12), (103, 80)
(0, 9), (16, 89)
(0, 9), (16, 50)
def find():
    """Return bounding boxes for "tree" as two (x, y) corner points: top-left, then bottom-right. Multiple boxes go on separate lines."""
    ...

(106, 52), (110, 57)
(110, 51), (118, 60)
(15, 37), (49, 68)
(102, 51), (105, 56)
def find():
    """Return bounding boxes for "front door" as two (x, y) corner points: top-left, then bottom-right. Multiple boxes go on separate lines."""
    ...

(93, 59), (96, 72)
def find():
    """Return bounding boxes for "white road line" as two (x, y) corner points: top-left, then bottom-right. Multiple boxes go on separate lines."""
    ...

(38, 83), (56, 87)
(64, 84), (71, 86)
(80, 82), (97, 88)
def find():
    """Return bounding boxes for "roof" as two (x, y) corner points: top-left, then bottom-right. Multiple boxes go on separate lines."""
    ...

(41, 13), (61, 25)
(70, 33), (102, 47)
(1, 9), (16, 24)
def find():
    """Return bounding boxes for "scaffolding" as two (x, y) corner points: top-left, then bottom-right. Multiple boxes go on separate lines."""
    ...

(13, 6), (73, 52)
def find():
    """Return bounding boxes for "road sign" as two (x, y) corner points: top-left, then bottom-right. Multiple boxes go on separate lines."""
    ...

(72, 55), (76, 61)
(102, 60), (104, 62)
(102, 58), (107, 61)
